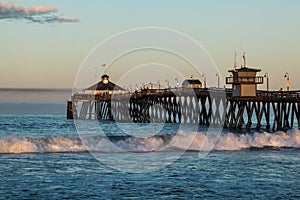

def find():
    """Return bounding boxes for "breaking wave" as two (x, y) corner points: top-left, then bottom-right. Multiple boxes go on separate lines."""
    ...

(1, 130), (300, 154)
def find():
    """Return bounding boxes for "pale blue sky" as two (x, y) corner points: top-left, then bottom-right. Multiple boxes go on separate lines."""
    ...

(1, 0), (300, 90)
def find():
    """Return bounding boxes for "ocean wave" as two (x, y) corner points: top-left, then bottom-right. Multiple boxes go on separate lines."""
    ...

(0, 137), (86, 154)
(1, 130), (300, 154)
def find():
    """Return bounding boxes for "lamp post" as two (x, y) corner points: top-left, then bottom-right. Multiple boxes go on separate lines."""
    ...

(216, 73), (220, 89)
(165, 79), (169, 88)
(157, 80), (160, 90)
(284, 72), (290, 91)
(264, 73), (269, 93)
(135, 84), (139, 91)
(175, 78), (179, 88)
(202, 73), (207, 88)
(149, 82), (153, 89)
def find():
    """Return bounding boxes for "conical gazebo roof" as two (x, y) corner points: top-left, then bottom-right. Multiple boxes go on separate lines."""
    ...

(85, 74), (125, 91)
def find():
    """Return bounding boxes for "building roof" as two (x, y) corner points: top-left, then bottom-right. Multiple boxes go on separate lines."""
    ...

(86, 80), (125, 91)
(182, 79), (202, 85)
(228, 67), (261, 73)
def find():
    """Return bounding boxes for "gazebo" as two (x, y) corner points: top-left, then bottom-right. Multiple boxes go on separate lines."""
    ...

(84, 74), (127, 95)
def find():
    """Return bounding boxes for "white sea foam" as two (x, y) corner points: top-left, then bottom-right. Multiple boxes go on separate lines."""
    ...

(0, 129), (300, 154)
(0, 137), (86, 154)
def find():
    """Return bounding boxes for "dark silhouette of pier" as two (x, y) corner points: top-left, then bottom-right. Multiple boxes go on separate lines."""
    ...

(67, 88), (300, 131)
(67, 55), (300, 131)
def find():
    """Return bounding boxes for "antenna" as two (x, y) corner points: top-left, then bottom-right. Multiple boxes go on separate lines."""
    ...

(242, 52), (246, 68)
(94, 66), (97, 81)
(234, 52), (237, 71)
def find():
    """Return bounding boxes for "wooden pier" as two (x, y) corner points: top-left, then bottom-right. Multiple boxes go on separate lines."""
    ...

(225, 90), (300, 130)
(68, 88), (300, 131)
(67, 56), (300, 131)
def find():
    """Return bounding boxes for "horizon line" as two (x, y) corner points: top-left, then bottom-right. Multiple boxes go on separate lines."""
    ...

(0, 87), (72, 92)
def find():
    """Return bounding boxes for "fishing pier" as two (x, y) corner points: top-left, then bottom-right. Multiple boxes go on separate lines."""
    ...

(67, 59), (300, 131)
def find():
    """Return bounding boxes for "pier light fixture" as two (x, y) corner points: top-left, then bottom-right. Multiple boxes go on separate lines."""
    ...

(284, 72), (290, 91)
(264, 73), (269, 92)
(101, 74), (109, 84)
(201, 73), (207, 88)
(284, 72), (289, 80)
(103, 79), (108, 84)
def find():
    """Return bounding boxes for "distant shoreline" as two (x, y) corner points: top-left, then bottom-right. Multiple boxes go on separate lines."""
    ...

(0, 88), (72, 92)
(0, 88), (72, 105)
(0, 103), (66, 114)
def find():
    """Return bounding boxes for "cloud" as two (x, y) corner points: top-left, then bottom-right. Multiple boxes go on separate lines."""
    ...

(0, 1), (79, 23)
(43, 16), (80, 23)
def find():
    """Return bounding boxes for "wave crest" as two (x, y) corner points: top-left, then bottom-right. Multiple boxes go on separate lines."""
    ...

(1, 130), (300, 154)
(0, 137), (86, 154)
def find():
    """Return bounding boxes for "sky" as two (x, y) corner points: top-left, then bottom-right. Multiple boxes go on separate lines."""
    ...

(1, 0), (300, 92)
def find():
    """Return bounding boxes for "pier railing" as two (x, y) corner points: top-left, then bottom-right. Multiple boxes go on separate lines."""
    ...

(256, 90), (300, 101)
(71, 87), (225, 101)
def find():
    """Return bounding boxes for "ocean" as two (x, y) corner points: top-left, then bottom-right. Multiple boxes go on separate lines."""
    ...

(0, 113), (300, 199)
